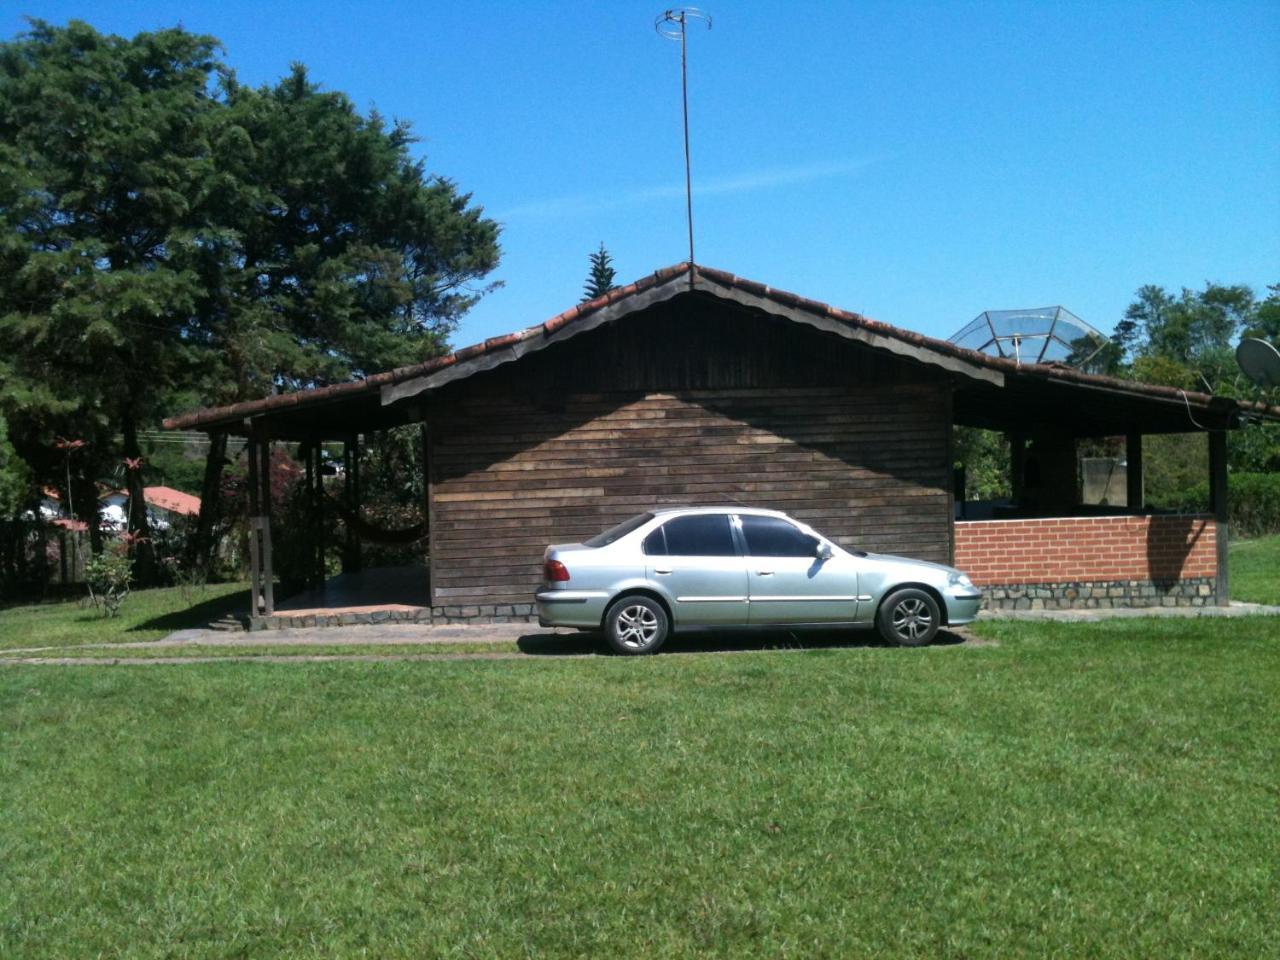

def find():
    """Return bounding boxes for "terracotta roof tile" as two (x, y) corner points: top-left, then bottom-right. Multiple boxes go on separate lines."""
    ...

(164, 260), (1280, 432)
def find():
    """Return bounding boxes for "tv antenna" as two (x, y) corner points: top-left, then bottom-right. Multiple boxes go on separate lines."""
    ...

(655, 8), (711, 267)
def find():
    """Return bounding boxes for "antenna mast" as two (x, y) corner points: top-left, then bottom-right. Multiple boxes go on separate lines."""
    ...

(656, 8), (711, 267)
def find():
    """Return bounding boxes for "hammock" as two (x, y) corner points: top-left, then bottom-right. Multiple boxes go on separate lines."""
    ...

(327, 496), (427, 545)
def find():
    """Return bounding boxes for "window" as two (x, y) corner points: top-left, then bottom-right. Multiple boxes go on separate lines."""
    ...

(642, 527), (667, 555)
(660, 514), (737, 557)
(585, 512), (654, 548)
(740, 515), (819, 557)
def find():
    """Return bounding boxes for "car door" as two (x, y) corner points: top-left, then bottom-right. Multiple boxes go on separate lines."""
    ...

(644, 513), (749, 626)
(739, 514), (860, 624)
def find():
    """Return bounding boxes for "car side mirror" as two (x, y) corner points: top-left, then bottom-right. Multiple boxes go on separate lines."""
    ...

(815, 541), (833, 560)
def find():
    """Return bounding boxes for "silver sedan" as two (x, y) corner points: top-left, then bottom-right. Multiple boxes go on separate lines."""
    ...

(535, 506), (983, 654)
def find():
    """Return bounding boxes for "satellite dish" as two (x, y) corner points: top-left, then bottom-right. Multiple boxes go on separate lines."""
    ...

(1237, 338), (1280, 389)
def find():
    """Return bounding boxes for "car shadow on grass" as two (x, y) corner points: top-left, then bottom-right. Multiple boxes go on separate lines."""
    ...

(515, 628), (968, 657)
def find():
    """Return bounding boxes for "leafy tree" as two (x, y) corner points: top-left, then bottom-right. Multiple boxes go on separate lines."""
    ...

(0, 20), (500, 580)
(1113, 280), (1280, 492)
(0, 413), (31, 518)
(583, 243), (617, 301)
(1242, 284), (1280, 342)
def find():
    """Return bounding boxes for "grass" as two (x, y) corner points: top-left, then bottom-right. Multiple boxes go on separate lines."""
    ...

(0, 582), (248, 651)
(1, 534), (1275, 656)
(0, 641), (524, 660)
(2, 617), (1277, 958)
(1228, 533), (1280, 605)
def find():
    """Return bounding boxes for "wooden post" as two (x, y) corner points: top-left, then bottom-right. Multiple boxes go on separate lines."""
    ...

(1125, 432), (1144, 512)
(247, 434), (261, 617)
(1010, 434), (1026, 506)
(314, 443), (325, 591)
(421, 423), (433, 605)
(1209, 430), (1229, 607)
(258, 434), (275, 616)
(342, 437), (355, 574)
(351, 434), (362, 573)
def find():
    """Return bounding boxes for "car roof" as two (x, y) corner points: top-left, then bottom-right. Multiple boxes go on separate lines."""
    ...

(650, 505), (791, 519)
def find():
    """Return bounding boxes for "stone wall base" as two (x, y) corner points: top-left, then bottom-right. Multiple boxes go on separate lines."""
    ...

(981, 578), (1218, 611)
(250, 603), (539, 631)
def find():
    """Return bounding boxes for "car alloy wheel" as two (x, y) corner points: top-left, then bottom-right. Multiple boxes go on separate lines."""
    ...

(604, 595), (669, 655)
(877, 588), (941, 647)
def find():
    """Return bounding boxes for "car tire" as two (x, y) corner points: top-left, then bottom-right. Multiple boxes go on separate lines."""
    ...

(877, 588), (941, 647)
(603, 595), (669, 655)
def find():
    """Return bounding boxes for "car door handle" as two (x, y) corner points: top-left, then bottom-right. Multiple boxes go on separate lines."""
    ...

(756, 569), (774, 576)
(654, 568), (672, 575)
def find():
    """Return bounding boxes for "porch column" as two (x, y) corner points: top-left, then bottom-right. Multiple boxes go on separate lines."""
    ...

(343, 434), (362, 574)
(1010, 434), (1026, 506)
(245, 431), (275, 618)
(421, 423), (433, 605)
(1125, 432), (1144, 511)
(1209, 430), (1229, 606)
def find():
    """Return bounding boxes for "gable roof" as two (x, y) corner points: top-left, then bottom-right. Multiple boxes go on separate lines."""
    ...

(164, 261), (1280, 435)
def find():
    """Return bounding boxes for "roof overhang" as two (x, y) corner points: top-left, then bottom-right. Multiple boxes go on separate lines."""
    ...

(164, 261), (1280, 439)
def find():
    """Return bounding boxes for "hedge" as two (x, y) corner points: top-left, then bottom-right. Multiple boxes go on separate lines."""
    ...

(1153, 472), (1280, 539)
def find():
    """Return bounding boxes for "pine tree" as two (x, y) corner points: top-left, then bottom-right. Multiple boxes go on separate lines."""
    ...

(583, 243), (617, 301)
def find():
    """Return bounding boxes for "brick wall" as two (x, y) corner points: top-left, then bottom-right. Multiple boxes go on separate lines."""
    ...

(954, 515), (1219, 609)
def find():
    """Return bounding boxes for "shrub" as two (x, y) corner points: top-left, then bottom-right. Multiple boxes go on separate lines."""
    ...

(1152, 472), (1280, 539)
(84, 544), (133, 618)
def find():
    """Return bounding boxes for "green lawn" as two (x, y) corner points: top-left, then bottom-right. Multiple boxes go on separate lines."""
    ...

(1228, 533), (1280, 605)
(2, 617), (1276, 958)
(0, 582), (249, 651)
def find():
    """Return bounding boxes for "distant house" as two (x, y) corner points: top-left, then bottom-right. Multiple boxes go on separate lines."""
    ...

(141, 486), (202, 529)
(39, 485), (201, 531)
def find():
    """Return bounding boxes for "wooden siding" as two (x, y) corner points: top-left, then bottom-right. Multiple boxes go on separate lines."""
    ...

(424, 299), (953, 606)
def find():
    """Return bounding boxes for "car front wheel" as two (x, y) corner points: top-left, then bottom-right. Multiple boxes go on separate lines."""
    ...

(603, 595), (669, 655)
(877, 588), (941, 647)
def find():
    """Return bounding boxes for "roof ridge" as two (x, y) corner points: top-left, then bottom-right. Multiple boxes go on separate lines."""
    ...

(164, 261), (1280, 431)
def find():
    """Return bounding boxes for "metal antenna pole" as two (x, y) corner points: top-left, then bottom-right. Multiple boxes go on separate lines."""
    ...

(656, 9), (711, 268)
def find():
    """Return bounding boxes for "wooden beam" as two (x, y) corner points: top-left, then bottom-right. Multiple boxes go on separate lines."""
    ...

(1209, 430), (1229, 607)
(1125, 432), (1144, 511)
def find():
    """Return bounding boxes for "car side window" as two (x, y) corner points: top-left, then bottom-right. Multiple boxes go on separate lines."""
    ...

(642, 526), (667, 556)
(740, 515), (819, 557)
(660, 514), (737, 557)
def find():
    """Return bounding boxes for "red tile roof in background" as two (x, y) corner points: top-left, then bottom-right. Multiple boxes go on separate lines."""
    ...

(143, 486), (201, 517)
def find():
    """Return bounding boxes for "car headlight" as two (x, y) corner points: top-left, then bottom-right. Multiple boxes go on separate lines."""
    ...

(948, 572), (973, 589)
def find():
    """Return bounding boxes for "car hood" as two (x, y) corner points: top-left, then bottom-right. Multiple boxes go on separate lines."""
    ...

(863, 552), (961, 578)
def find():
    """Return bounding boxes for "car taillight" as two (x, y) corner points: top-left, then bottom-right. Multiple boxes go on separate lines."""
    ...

(544, 559), (571, 582)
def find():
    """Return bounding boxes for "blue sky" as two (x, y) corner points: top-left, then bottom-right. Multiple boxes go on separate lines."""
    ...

(9, 1), (1279, 348)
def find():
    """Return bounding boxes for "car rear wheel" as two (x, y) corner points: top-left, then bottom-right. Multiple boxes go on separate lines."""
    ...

(604, 595), (669, 655)
(877, 588), (941, 647)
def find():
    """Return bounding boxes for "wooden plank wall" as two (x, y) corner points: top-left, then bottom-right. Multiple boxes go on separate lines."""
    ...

(424, 297), (953, 606)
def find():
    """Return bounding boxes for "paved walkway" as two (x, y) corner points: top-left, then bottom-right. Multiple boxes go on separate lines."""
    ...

(4, 602), (1276, 666)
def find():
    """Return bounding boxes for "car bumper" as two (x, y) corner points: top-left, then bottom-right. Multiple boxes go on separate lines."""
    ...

(535, 589), (610, 628)
(944, 589), (983, 625)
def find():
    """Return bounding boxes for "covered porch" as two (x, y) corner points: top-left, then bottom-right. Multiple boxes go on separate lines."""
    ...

(951, 361), (1246, 609)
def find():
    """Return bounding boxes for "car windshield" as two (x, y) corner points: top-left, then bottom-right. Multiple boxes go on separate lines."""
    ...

(584, 512), (654, 548)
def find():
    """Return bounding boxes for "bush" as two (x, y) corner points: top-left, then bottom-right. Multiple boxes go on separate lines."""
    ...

(1152, 472), (1280, 539)
(84, 545), (133, 618)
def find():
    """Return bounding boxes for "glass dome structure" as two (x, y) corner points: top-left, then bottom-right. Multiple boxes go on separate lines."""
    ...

(949, 306), (1109, 370)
